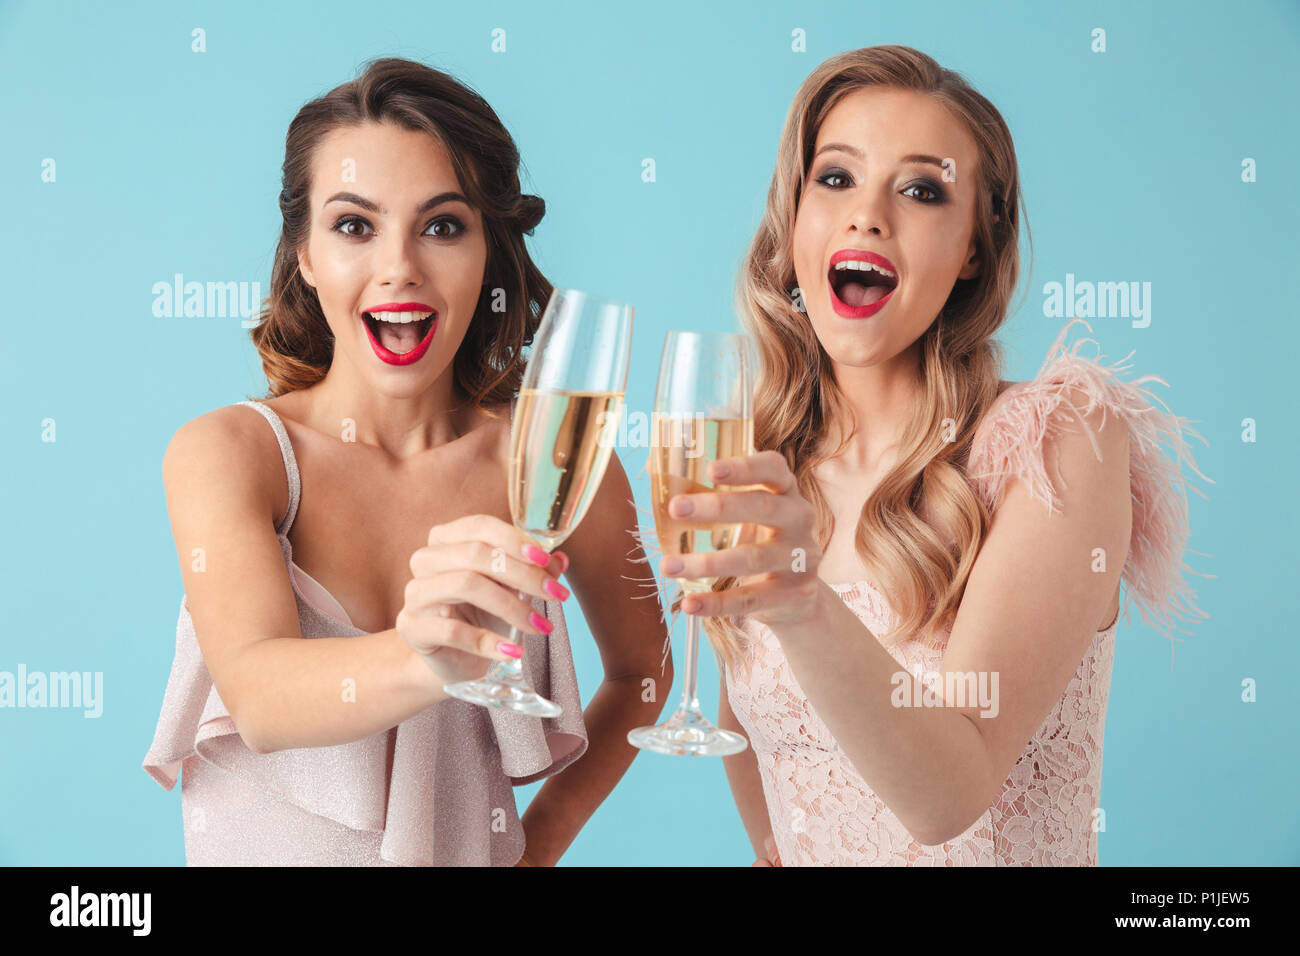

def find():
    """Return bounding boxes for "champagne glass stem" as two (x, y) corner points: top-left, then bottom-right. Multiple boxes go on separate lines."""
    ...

(482, 594), (529, 683)
(679, 601), (703, 713)
(624, 583), (747, 756)
(443, 586), (561, 717)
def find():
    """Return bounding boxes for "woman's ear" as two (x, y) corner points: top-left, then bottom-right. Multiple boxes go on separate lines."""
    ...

(296, 249), (315, 289)
(958, 205), (1004, 280)
(958, 240), (980, 281)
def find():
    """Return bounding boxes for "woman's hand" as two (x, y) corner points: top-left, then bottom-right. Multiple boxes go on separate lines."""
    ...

(752, 833), (783, 867)
(397, 514), (569, 686)
(659, 451), (822, 627)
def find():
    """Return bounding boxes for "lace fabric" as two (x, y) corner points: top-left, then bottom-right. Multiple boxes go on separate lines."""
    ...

(720, 318), (1208, 866)
(725, 579), (1116, 866)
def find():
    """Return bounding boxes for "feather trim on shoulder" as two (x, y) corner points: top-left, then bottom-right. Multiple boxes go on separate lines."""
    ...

(968, 318), (1214, 657)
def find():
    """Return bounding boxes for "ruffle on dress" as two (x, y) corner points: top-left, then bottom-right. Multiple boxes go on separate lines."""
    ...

(142, 530), (587, 866)
(968, 317), (1214, 654)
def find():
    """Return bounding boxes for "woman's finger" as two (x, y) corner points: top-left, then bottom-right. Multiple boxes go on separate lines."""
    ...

(396, 607), (519, 662)
(706, 450), (797, 494)
(410, 540), (568, 604)
(426, 514), (562, 577)
(405, 570), (553, 637)
(668, 487), (805, 531)
(660, 542), (786, 584)
(680, 575), (816, 619)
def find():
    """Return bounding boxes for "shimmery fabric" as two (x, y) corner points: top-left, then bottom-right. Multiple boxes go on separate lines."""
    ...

(142, 399), (588, 866)
(725, 318), (1211, 866)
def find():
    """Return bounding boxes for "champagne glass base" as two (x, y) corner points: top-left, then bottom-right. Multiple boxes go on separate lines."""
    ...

(443, 671), (563, 718)
(628, 706), (748, 757)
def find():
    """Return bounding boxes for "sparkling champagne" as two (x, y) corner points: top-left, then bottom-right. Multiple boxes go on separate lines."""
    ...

(510, 388), (624, 550)
(650, 415), (754, 593)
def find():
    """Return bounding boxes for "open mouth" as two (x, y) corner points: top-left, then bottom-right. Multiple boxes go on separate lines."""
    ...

(362, 311), (436, 356)
(828, 259), (899, 309)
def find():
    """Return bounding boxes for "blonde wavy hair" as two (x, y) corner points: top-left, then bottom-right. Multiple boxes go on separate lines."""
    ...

(701, 45), (1034, 676)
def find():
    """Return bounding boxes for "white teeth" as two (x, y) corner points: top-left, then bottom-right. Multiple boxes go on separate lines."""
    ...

(365, 310), (434, 324)
(833, 259), (896, 279)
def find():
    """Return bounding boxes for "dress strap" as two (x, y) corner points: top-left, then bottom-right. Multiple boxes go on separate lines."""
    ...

(235, 401), (301, 536)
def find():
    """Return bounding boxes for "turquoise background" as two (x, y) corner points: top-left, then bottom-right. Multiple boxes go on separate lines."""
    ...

(1, 0), (1296, 865)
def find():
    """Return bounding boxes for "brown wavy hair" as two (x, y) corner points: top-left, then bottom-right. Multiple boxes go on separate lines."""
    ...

(247, 56), (551, 413)
(702, 45), (1034, 676)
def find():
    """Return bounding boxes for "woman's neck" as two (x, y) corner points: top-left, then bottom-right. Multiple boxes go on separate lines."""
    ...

(819, 349), (923, 472)
(293, 366), (473, 460)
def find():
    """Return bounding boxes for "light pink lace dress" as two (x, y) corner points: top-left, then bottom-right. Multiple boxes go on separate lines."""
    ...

(724, 319), (1211, 866)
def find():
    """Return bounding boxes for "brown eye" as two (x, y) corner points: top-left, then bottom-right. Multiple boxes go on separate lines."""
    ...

(426, 217), (465, 238)
(331, 216), (371, 238)
(816, 171), (851, 189)
(903, 181), (945, 204)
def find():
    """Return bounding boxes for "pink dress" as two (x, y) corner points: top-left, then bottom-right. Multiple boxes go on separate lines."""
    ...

(725, 318), (1211, 866)
(142, 399), (588, 866)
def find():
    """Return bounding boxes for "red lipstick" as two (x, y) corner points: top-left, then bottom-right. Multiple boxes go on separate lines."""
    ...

(361, 303), (438, 366)
(828, 249), (898, 319)
(363, 302), (435, 314)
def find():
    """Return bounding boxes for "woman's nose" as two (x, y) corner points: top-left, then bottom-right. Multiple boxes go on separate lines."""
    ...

(848, 188), (891, 238)
(849, 211), (889, 238)
(373, 233), (427, 286)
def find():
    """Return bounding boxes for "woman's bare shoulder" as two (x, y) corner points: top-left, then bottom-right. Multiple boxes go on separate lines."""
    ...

(163, 401), (289, 529)
(171, 399), (291, 455)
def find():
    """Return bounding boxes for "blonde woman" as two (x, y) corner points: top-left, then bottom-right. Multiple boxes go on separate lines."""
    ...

(672, 46), (1209, 866)
(143, 58), (668, 866)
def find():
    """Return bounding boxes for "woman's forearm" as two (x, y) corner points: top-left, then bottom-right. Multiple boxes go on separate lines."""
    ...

(238, 630), (447, 754)
(768, 584), (990, 846)
(518, 673), (671, 865)
(718, 678), (775, 857)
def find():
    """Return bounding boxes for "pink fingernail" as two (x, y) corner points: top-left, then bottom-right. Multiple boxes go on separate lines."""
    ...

(530, 611), (553, 635)
(524, 544), (550, 567)
(497, 641), (523, 658)
(544, 579), (569, 601)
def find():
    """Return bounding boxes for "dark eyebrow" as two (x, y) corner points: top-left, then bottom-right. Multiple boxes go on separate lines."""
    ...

(322, 191), (471, 214)
(813, 143), (949, 171)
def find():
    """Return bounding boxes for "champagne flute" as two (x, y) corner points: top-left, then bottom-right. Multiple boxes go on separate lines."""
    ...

(628, 331), (752, 756)
(442, 289), (633, 716)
